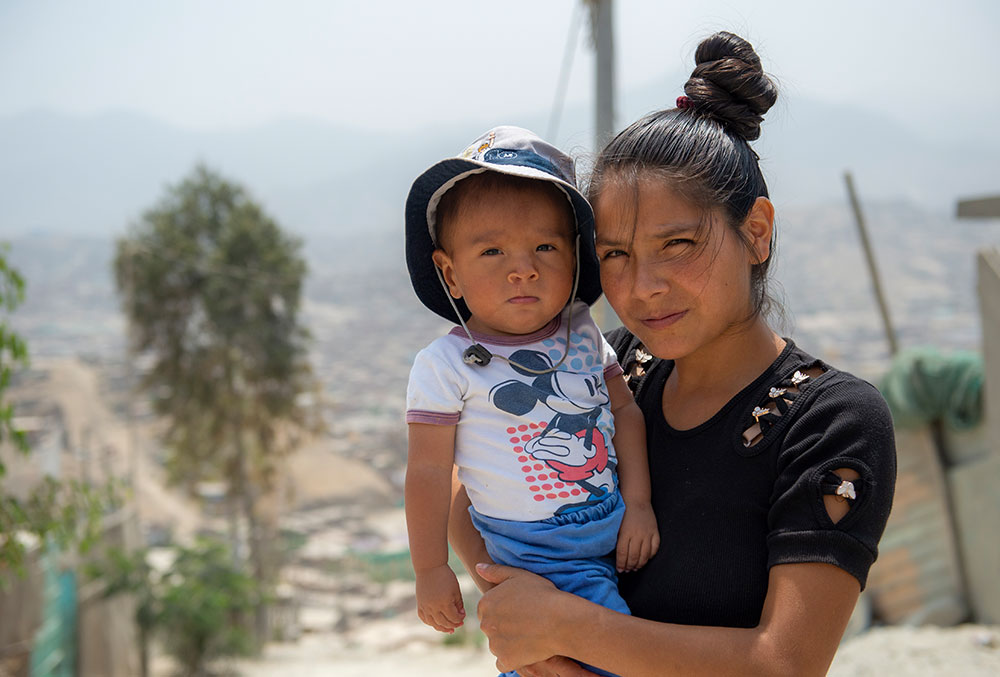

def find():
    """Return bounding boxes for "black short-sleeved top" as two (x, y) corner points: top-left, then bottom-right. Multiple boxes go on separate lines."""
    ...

(608, 329), (896, 629)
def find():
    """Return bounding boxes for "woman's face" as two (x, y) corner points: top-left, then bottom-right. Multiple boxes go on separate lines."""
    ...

(594, 176), (766, 361)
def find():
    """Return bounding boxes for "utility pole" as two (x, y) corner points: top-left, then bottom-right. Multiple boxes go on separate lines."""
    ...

(586, 0), (619, 326)
(587, 0), (616, 149)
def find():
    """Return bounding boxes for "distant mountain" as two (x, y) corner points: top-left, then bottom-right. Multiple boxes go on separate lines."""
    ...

(1, 86), (997, 238)
(0, 109), (467, 238)
(617, 72), (1000, 214)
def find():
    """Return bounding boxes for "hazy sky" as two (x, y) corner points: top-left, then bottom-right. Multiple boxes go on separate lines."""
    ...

(2, 0), (998, 142)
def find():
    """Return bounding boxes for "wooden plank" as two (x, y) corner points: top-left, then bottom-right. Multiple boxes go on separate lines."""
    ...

(957, 195), (1000, 219)
(866, 428), (967, 625)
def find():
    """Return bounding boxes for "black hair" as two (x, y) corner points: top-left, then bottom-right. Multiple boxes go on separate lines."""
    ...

(435, 172), (575, 253)
(588, 31), (780, 319)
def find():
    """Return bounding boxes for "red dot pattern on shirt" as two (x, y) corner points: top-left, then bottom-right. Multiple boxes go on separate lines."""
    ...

(505, 420), (583, 503)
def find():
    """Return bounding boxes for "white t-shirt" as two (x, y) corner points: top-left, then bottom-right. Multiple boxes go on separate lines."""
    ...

(406, 301), (623, 521)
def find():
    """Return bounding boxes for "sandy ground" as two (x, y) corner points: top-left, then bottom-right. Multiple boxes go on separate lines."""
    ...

(284, 437), (395, 508)
(229, 624), (1000, 676)
(227, 622), (1000, 676)
(24, 357), (204, 540)
(232, 633), (497, 677)
(829, 624), (1000, 676)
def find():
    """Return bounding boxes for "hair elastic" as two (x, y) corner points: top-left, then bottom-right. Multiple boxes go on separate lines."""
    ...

(676, 95), (693, 109)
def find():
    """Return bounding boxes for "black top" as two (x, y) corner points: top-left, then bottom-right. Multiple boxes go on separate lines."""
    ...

(608, 329), (896, 629)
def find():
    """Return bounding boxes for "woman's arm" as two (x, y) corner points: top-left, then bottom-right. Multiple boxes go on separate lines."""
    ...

(477, 561), (860, 677)
(447, 469), (495, 592)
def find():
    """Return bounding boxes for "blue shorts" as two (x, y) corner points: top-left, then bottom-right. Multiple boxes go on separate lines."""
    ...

(470, 490), (628, 677)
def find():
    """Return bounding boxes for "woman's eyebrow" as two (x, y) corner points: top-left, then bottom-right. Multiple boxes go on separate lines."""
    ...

(650, 223), (698, 237)
(595, 234), (627, 247)
(596, 223), (696, 247)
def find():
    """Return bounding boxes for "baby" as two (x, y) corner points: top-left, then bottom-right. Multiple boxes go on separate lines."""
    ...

(403, 127), (658, 676)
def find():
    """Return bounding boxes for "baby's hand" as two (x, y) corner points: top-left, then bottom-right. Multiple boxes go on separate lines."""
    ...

(616, 501), (660, 573)
(415, 564), (466, 633)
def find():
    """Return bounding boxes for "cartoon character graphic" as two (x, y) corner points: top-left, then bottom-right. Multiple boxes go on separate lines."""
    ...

(489, 349), (616, 511)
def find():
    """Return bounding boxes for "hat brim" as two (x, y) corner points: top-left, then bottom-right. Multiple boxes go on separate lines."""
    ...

(405, 157), (602, 324)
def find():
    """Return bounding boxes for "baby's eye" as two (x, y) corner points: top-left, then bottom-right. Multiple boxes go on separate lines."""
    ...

(536, 243), (557, 252)
(481, 248), (502, 256)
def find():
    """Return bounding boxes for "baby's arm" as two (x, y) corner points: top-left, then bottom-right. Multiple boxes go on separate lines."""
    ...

(607, 373), (659, 572)
(405, 422), (465, 633)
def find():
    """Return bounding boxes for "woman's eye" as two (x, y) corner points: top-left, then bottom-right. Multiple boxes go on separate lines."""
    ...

(664, 238), (694, 249)
(600, 249), (627, 261)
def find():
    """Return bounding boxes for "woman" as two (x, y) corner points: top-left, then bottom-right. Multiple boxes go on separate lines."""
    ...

(450, 31), (896, 676)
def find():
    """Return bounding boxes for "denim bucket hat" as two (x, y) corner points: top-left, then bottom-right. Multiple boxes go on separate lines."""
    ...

(405, 126), (601, 324)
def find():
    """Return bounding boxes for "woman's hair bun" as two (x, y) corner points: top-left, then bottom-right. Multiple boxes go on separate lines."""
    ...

(682, 32), (777, 141)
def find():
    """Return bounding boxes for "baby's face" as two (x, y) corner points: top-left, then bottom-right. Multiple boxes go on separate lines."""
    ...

(432, 187), (576, 337)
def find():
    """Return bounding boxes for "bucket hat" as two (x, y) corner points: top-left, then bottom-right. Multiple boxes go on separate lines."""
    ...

(405, 126), (601, 324)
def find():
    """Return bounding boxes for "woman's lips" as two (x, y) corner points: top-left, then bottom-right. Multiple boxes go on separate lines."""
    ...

(508, 296), (539, 304)
(641, 310), (687, 329)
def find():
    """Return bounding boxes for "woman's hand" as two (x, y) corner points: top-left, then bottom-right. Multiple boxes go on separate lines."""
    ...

(476, 563), (593, 674)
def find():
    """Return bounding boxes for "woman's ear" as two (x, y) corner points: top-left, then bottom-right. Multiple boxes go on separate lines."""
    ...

(743, 197), (775, 264)
(431, 249), (463, 299)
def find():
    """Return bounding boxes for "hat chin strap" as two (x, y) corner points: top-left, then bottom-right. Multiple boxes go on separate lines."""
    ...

(436, 236), (581, 375)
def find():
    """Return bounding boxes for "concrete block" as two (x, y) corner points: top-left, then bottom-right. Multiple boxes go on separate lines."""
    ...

(949, 452), (1000, 624)
(866, 427), (967, 625)
(941, 422), (992, 467)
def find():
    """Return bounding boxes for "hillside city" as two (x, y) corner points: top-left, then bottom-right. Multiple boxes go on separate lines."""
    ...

(3, 200), (999, 674)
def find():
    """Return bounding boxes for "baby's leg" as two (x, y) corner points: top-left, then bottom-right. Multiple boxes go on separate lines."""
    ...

(471, 492), (629, 677)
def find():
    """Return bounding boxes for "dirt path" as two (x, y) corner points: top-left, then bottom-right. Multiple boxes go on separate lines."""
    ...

(34, 357), (203, 539)
(231, 635), (496, 677)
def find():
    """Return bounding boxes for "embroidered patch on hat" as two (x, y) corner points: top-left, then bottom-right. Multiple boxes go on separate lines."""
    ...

(483, 148), (562, 177)
(460, 130), (496, 160)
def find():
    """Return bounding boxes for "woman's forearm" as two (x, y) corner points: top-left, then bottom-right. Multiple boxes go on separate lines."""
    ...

(560, 601), (784, 677)
(481, 562), (858, 677)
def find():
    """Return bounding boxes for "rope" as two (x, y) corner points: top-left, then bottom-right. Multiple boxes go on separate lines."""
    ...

(879, 346), (984, 430)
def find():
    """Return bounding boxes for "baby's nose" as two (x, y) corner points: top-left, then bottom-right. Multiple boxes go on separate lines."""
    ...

(508, 257), (539, 282)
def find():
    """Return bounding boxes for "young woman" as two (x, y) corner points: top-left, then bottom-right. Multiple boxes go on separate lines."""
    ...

(451, 31), (897, 676)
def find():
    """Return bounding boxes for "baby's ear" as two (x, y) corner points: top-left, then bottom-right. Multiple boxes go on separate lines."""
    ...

(431, 249), (462, 299)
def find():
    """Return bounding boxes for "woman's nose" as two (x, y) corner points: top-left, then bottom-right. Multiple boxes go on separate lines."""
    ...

(631, 260), (667, 300)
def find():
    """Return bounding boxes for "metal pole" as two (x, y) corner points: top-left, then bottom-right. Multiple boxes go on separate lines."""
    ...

(844, 171), (899, 356)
